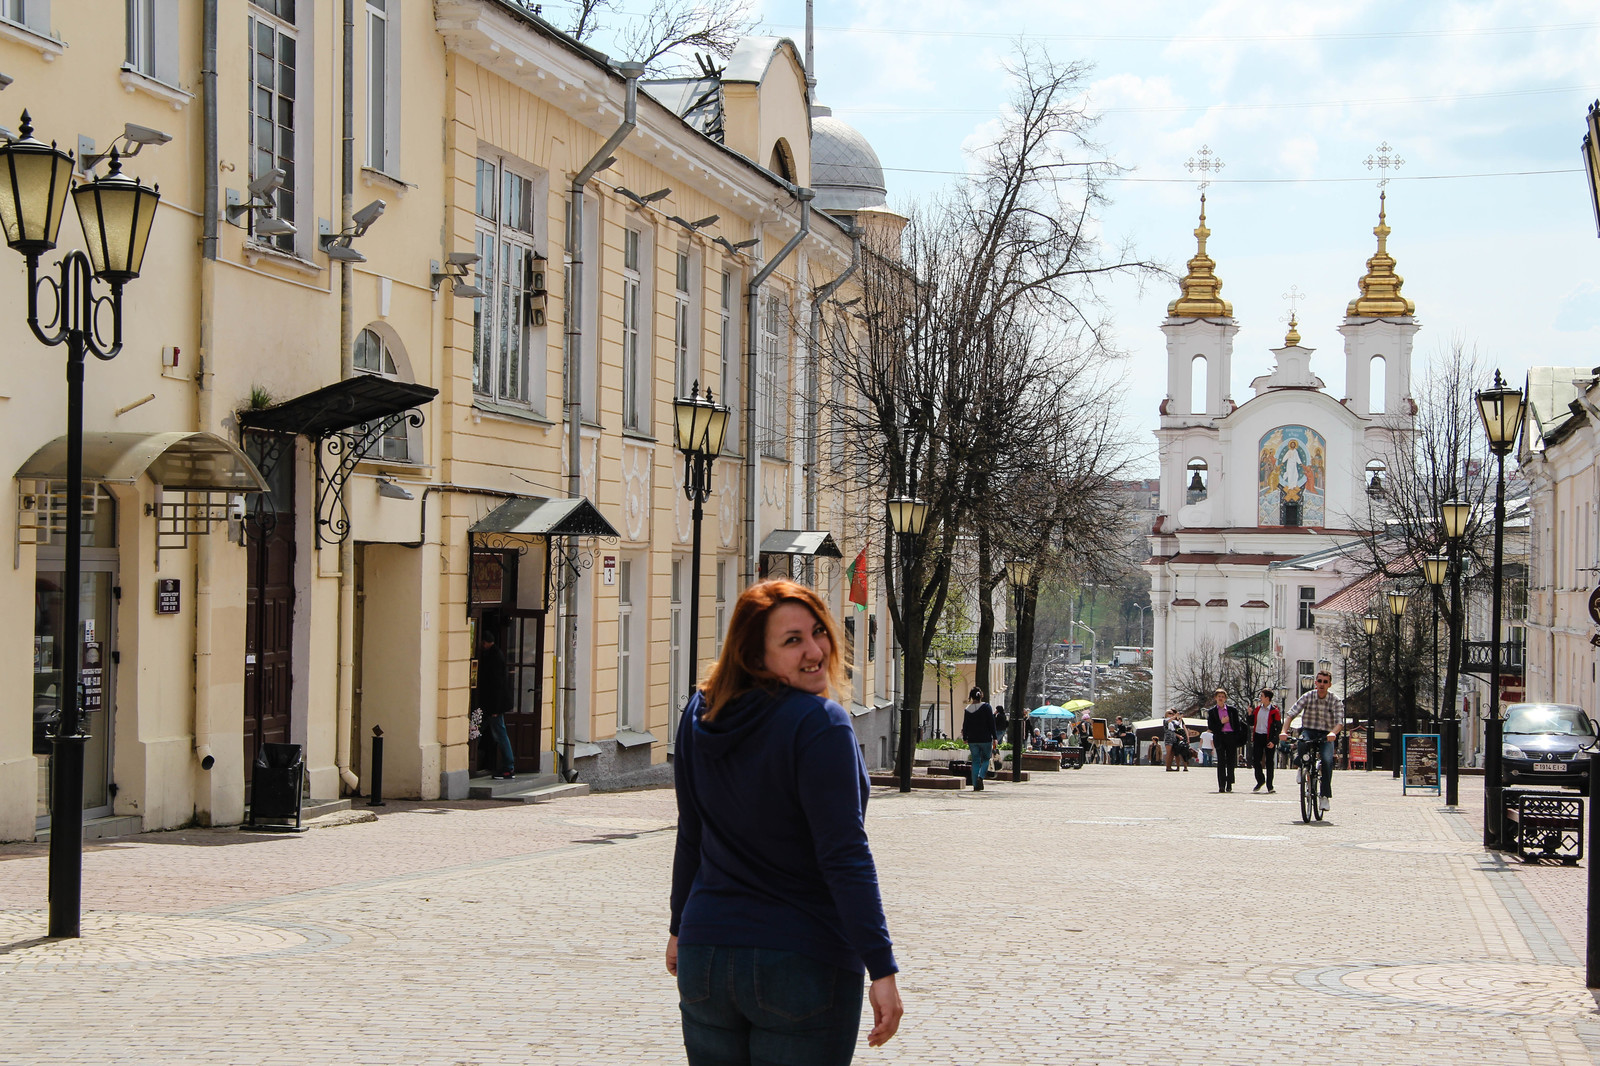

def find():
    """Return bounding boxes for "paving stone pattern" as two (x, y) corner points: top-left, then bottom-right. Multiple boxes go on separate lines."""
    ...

(1, 770), (1597, 1064)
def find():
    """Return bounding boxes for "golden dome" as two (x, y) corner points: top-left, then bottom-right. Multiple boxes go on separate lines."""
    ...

(1346, 191), (1415, 317)
(1283, 313), (1301, 346)
(1167, 195), (1233, 318)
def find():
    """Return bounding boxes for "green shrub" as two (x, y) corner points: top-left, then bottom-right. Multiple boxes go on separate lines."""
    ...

(915, 738), (967, 750)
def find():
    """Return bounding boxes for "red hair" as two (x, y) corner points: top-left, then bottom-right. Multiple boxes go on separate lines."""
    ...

(698, 579), (847, 721)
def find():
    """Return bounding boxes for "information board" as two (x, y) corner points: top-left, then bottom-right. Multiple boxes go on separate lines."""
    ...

(1402, 733), (1441, 795)
(156, 578), (181, 614)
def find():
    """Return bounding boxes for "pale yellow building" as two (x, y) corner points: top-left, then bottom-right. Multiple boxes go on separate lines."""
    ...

(1, 0), (899, 842)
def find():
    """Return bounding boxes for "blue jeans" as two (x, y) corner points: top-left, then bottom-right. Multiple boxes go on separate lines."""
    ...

(485, 712), (514, 773)
(968, 742), (993, 782)
(678, 945), (864, 1066)
(1299, 728), (1334, 798)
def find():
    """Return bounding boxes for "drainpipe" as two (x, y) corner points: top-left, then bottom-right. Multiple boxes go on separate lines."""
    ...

(559, 62), (644, 781)
(744, 189), (813, 585)
(193, 0), (219, 776)
(335, 0), (359, 794)
(804, 225), (859, 540)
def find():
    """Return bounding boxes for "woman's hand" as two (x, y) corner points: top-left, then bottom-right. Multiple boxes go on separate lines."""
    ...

(665, 935), (678, 976)
(866, 974), (903, 1047)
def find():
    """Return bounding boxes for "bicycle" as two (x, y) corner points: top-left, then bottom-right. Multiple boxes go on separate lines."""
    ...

(1295, 733), (1325, 823)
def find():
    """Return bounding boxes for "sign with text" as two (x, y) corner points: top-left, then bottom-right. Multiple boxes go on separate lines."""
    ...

(156, 578), (181, 614)
(81, 640), (103, 714)
(1402, 733), (1441, 796)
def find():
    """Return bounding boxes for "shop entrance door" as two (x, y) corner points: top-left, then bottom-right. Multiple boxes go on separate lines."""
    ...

(505, 611), (545, 774)
(34, 492), (119, 829)
(244, 433), (296, 788)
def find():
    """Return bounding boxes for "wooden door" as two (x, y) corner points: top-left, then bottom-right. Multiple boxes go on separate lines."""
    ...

(245, 434), (296, 785)
(506, 611), (545, 773)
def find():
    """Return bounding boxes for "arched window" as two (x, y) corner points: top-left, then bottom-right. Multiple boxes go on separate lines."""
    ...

(1186, 458), (1208, 503)
(354, 325), (419, 463)
(1365, 458), (1387, 495)
(1369, 355), (1387, 414)
(768, 138), (795, 182)
(1190, 354), (1208, 414)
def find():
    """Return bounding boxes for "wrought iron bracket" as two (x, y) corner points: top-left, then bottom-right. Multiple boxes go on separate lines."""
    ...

(550, 535), (619, 598)
(14, 479), (103, 569)
(148, 489), (235, 565)
(313, 409), (426, 545)
(241, 428), (294, 540)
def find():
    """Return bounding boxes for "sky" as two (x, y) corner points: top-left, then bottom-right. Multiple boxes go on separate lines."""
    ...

(574, 1), (1600, 476)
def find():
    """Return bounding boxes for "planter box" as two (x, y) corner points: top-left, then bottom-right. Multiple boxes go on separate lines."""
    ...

(1020, 753), (1063, 772)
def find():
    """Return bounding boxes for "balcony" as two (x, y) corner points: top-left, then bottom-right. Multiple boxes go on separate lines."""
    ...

(1461, 640), (1525, 677)
(929, 632), (1016, 661)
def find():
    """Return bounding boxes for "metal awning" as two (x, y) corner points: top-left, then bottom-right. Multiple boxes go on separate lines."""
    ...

(238, 376), (438, 438)
(759, 529), (843, 558)
(1225, 629), (1271, 659)
(470, 496), (619, 540)
(16, 431), (268, 492)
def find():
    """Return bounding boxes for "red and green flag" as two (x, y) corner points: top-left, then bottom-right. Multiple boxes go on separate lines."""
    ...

(847, 550), (869, 610)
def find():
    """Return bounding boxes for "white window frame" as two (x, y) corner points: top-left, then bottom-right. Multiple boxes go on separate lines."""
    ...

(670, 558), (687, 716)
(622, 227), (651, 431)
(1, 0), (50, 37)
(473, 152), (547, 411)
(618, 559), (636, 730)
(352, 327), (416, 463)
(719, 268), (740, 451)
(713, 558), (727, 658)
(124, 0), (179, 86)
(247, 1), (303, 255)
(365, 0), (399, 175)
(1297, 586), (1316, 630)
(758, 291), (788, 459)
(674, 248), (693, 399)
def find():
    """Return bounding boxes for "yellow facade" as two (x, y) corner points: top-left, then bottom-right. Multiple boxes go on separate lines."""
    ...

(1, 1), (893, 841)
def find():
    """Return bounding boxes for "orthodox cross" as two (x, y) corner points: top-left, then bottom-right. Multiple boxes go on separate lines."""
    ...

(1185, 145), (1225, 191)
(1281, 284), (1305, 324)
(1364, 142), (1405, 187)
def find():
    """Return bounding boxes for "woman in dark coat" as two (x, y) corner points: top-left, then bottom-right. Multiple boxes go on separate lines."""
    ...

(669, 580), (903, 1064)
(960, 686), (998, 791)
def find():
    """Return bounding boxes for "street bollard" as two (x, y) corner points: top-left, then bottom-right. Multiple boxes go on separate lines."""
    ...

(1588, 750), (1599, 989)
(367, 724), (386, 807)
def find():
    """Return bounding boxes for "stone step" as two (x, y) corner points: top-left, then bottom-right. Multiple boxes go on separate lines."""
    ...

(469, 772), (562, 801)
(489, 781), (591, 805)
(869, 774), (963, 790)
(302, 798), (351, 820)
(36, 813), (144, 844)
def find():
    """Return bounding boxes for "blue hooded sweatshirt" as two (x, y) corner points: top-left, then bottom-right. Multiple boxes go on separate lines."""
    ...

(670, 686), (897, 980)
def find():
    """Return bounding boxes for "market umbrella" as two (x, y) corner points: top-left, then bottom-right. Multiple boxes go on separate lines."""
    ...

(1062, 699), (1096, 713)
(1031, 705), (1075, 719)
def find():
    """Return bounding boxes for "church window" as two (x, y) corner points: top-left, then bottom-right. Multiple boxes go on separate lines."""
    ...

(1186, 458), (1208, 503)
(1369, 355), (1387, 415)
(1190, 354), (1207, 414)
(1365, 459), (1387, 495)
(1281, 499), (1301, 526)
(1297, 587), (1315, 630)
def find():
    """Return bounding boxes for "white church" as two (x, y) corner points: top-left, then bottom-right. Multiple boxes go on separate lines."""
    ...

(1145, 194), (1417, 714)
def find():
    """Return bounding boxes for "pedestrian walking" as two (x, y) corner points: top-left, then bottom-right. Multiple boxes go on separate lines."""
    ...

(471, 621), (515, 780)
(1198, 727), (1215, 767)
(668, 579), (903, 1063)
(1249, 689), (1283, 793)
(961, 686), (998, 791)
(1207, 689), (1243, 792)
(1164, 710), (1189, 772)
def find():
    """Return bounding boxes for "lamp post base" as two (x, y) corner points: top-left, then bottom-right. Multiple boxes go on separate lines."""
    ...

(47, 733), (87, 938)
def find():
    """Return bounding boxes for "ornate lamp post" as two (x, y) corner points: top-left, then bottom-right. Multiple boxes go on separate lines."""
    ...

(1005, 559), (1033, 782)
(0, 112), (160, 938)
(888, 490), (929, 792)
(1439, 497), (1471, 807)
(672, 383), (730, 723)
(1423, 555), (1448, 732)
(1339, 641), (1352, 701)
(1388, 589), (1411, 778)
(1362, 613), (1380, 771)
(1477, 369), (1526, 848)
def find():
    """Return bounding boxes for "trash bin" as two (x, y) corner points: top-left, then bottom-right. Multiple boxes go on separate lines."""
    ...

(249, 742), (305, 831)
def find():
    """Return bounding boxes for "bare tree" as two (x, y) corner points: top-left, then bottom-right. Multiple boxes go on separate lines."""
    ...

(552, 0), (756, 75)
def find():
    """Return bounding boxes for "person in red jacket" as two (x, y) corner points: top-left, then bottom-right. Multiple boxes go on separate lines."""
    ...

(1249, 688), (1284, 793)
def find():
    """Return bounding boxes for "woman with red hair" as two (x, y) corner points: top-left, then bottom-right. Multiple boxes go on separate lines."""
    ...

(667, 579), (903, 1064)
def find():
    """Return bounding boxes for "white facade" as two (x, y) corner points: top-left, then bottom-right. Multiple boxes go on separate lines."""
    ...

(1147, 198), (1417, 713)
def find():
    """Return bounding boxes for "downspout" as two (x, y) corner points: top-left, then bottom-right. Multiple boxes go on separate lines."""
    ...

(804, 226), (859, 538)
(335, 0), (359, 793)
(744, 188), (813, 585)
(193, 0), (219, 775)
(560, 62), (644, 781)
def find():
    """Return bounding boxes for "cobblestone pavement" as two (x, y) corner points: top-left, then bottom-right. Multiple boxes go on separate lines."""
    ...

(3, 768), (1598, 1065)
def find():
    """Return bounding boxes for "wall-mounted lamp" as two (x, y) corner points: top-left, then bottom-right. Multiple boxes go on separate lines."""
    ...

(225, 168), (295, 236)
(430, 250), (487, 299)
(617, 185), (671, 207)
(667, 213), (720, 231)
(79, 122), (172, 175)
(319, 198), (385, 262)
(712, 235), (760, 256)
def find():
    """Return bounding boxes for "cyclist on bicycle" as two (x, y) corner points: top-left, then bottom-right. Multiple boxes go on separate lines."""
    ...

(1280, 669), (1343, 809)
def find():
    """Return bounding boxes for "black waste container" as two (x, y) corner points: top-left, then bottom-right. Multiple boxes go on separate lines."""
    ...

(249, 742), (305, 830)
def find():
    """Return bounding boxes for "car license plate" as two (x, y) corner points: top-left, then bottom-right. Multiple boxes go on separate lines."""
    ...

(1534, 762), (1566, 772)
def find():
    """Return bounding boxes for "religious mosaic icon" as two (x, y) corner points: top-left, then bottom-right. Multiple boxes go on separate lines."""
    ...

(1257, 425), (1326, 527)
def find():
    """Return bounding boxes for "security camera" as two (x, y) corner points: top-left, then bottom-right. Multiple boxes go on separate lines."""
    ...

(248, 168), (286, 198)
(122, 122), (172, 147)
(351, 199), (386, 232)
(446, 250), (481, 267)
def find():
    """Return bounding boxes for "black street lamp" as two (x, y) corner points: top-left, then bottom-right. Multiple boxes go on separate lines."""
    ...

(1339, 641), (1352, 701)
(1005, 560), (1033, 783)
(1362, 613), (1379, 770)
(1388, 589), (1411, 778)
(1440, 497), (1470, 807)
(887, 491), (929, 792)
(1477, 369), (1526, 848)
(671, 383), (730, 725)
(1423, 554), (1448, 731)
(0, 112), (160, 938)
